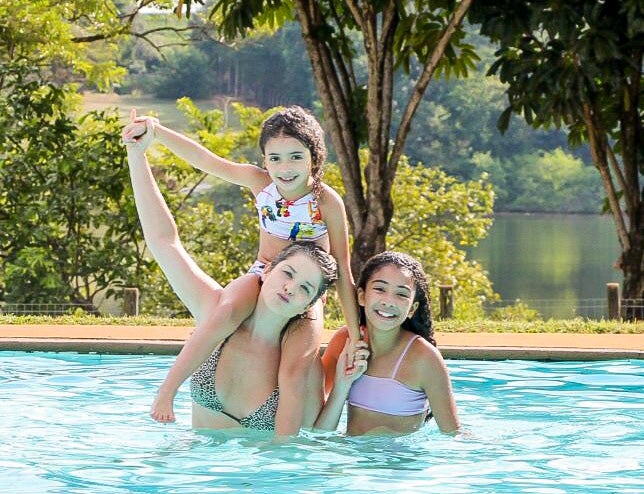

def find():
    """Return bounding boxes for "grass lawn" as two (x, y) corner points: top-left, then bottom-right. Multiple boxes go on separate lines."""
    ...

(81, 92), (218, 131)
(1, 314), (642, 334)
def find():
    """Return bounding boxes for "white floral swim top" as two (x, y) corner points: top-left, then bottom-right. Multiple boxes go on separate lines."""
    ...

(255, 182), (327, 241)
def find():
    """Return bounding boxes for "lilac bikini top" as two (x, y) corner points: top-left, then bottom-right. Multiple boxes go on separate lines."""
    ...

(348, 335), (429, 416)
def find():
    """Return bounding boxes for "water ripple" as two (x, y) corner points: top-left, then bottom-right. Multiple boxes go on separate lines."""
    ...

(1, 352), (642, 493)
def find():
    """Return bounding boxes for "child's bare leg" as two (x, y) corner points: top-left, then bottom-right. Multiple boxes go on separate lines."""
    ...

(151, 273), (260, 423)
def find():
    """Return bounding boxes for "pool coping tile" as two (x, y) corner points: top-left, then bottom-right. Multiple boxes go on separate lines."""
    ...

(0, 325), (642, 360)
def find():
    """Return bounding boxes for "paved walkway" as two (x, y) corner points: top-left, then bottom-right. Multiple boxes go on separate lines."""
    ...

(1, 324), (642, 360)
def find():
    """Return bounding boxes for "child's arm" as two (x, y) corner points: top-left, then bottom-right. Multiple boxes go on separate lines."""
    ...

(420, 344), (460, 434)
(319, 186), (361, 345)
(314, 332), (368, 431)
(123, 114), (269, 192)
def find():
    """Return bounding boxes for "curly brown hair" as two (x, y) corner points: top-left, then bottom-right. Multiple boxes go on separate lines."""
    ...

(259, 106), (327, 199)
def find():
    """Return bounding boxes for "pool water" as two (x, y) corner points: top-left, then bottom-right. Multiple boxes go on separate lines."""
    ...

(0, 352), (641, 493)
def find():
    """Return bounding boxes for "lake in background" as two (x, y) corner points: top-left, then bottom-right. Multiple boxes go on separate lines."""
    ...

(468, 213), (622, 319)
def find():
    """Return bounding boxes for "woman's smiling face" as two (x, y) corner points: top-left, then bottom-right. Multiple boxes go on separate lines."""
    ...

(358, 264), (419, 331)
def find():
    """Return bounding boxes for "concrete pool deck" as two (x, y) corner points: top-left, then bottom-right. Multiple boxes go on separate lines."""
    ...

(0, 324), (642, 360)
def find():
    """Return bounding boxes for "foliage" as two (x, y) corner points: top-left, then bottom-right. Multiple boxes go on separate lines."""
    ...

(0, 0), (128, 90)
(0, 62), (148, 309)
(489, 300), (541, 322)
(1, 314), (641, 335)
(150, 47), (214, 99)
(323, 150), (496, 318)
(122, 18), (316, 107)
(136, 99), (266, 315)
(473, 148), (603, 212)
(470, 0), (643, 299)
(402, 63), (574, 177)
(435, 318), (644, 334)
(0, 314), (194, 326)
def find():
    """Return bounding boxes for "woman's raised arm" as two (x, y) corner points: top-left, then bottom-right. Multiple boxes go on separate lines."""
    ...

(123, 111), (222, 323)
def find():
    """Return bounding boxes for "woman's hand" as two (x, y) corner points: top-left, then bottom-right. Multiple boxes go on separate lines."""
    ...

(122, 109), (158, 151)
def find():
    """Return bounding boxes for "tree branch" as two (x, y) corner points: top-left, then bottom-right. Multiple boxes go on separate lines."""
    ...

(583, 103), (630, 250)
(606, 143), (628, 203)
(388, 0), (472, 184)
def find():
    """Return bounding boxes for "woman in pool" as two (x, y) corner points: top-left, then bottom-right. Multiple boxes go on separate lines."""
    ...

(124, 118), (338, 435)
(315, 251), (460, 435)
(122, 107), (360, 423)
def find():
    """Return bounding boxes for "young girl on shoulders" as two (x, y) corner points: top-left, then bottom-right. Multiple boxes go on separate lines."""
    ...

(315, 251), (460, 436)
(122, 107), (360, 424)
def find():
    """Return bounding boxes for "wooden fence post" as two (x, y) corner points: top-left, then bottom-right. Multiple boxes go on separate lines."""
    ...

(606, 283), (621, 320)
(123, 287), (140, 317)
(439, 285), (454, 319)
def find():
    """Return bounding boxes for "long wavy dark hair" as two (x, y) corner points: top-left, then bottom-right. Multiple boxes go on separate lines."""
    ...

(357, 251), (435, 347)
(258, 106), (327, 199)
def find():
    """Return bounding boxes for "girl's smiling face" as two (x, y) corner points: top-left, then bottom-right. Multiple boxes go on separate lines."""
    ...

(358, 264), (419, 332)
(263, 136), (313, 197)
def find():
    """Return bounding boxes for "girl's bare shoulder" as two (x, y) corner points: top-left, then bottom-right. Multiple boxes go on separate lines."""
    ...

(408, 335), (447, 371)
(317, 182), (344, 207)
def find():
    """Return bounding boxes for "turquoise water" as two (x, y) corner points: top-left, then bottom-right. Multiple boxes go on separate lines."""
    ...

(1, 352), (642, 493)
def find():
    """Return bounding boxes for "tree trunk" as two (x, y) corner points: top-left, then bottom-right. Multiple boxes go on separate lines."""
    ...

(583, 102), (643, 306)
(619, 47), (643, 307)
(295, 0), (472, 273)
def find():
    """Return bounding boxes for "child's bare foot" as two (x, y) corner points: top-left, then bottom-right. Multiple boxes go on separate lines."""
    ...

(150, 391), (176, 423)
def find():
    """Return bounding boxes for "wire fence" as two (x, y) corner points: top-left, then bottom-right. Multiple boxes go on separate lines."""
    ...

(483, 298), (644, 320)
(622, 298), (644, 320)
(1, 299), (642, 320)
(0, 303), (98, 316)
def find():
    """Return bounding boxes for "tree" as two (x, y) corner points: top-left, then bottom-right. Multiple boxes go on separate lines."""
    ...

(180, 0), (478, 273)
(324, 152), (496, 319)
(0, 1), (214, 90)
(0, 62), (148, 310)
(470, 0), (643, 301)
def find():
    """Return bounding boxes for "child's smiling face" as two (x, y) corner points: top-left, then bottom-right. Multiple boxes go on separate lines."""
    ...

(358, 264), (419, 332)
(263, 136), (313, 197)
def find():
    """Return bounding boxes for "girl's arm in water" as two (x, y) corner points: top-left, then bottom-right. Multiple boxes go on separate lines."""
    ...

(122, 115), (269, 194)
(318, 185), (361, 351)
(417, 342), (460, 434)
(314, 328), (368, 431)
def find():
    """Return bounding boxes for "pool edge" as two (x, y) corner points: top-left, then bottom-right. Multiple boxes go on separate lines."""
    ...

(1, 337), (641, 360)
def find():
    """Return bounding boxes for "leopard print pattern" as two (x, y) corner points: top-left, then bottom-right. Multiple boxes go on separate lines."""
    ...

(190, 339), (279, 431)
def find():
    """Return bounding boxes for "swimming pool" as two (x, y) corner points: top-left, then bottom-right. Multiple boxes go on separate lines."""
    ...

(1, 352), (641, 493)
